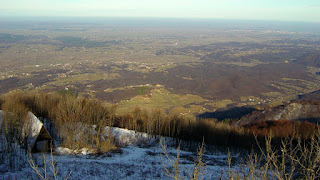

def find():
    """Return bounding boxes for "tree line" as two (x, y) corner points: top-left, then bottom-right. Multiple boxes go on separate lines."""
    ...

(1, 92), (318, 151)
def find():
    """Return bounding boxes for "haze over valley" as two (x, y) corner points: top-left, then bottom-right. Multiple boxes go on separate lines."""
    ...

(1, 9), (320, 179)
(1, 18), (320, 117)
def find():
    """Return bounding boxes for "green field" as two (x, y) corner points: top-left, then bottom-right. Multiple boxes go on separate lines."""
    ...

(116, 88), (207, 115)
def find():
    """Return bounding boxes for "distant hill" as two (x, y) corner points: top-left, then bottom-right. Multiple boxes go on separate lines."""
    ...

(197, 106), (257, 121)
(236, 100), (320, 126)
(296, 53), (320, 67)
(297, 89), (320, 101)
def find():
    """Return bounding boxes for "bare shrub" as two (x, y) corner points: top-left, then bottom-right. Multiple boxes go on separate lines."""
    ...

(160, 139), (206, 180)
(28, 147), (72, 180)
(223, 130), (320, 180)
(1, 93), (29, 145)
(160, 139), (182, 180)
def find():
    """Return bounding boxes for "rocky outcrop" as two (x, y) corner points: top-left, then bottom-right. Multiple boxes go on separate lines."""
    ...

(270, 103), (320, 121)
(236, 101), (320, 126)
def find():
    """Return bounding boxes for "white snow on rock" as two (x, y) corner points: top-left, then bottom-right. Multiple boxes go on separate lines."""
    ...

(55, 147), (95, 155)
(104, 126), (154, 145)
(55, 126), (155, 155)
(23, 112), (44, 150)
(55, 147), (73, 155)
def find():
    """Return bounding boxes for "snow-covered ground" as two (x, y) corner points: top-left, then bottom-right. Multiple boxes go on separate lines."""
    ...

(0, 127), (244, 180)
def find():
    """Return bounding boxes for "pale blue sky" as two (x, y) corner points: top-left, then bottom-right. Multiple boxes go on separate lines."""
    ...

(1, 0), (320, 22)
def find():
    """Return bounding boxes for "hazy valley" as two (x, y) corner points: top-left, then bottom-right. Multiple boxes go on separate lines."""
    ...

(1, 18), (320, 179)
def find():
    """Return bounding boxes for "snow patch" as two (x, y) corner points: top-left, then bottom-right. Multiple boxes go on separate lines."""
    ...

(104, 126), (155, 145)
(55, 147), (73, 155)
(55, 147), (96, 155)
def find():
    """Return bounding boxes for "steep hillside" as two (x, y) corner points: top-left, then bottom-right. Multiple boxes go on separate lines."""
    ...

(236, 100), (320, 126)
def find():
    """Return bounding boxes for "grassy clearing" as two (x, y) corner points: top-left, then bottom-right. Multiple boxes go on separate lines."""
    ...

(116, 88), (206, 115)
(53, 73), (106, 83)
(154, 63), (177, 72)
(137, 86), (150, 95)
(104, 84), (152, 93)
(261, 91), (283, 98)
(212, 99), (233, 109)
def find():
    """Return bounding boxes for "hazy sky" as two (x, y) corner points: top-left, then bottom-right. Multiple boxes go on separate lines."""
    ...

(1, 0), (320, 22)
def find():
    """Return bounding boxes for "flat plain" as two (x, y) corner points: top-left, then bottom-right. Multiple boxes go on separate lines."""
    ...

(1, 18), (320, 118)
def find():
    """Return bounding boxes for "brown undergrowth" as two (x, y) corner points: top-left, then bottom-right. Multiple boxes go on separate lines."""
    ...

(0, 92), (117, 153)
(1, 92), (318, 151)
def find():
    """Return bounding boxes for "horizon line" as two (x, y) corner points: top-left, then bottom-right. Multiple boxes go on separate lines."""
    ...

(2, 16), (320, 24)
